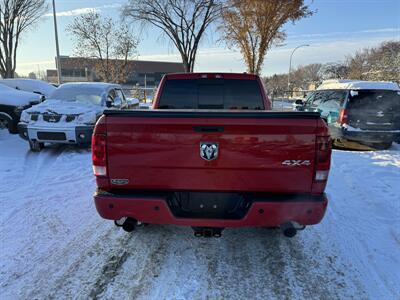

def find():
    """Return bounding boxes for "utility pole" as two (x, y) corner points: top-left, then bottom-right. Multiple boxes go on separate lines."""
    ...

(144, 73), (147, 100)
(52, 0), (62, 84)
(287, 44), (309, 98)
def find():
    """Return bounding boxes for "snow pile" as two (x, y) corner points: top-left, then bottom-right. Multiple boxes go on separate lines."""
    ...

(139, 102), (153, 109)
(0, 84), (42, 106)
(0, 131), (399, 299)
(0, 79), (56, 97)
(343, 123), (400, 133)
(271, 98), (296, 111)
(317, 79), (400, 91)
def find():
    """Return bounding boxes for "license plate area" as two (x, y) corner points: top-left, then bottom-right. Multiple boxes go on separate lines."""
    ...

(37, 131), (66, 141)
(167, 192), (251, 219)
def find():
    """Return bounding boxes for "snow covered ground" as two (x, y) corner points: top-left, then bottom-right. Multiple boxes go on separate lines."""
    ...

(1, 129), (399, 299)
(272, 98), (297, 111)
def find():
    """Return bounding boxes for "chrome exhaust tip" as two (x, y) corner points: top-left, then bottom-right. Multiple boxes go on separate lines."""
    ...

(122, 218), (137, 232)
(280, 222), (297, 238)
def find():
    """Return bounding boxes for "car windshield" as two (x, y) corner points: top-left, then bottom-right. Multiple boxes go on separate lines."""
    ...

(49, 86), (104, 105)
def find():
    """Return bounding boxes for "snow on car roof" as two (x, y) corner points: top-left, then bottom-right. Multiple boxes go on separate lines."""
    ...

(317, 79), (400, 91)
(47, 82), (123, 103)
(0, 83), (42, 106)
(0, 78), (56, 97)
(58, 82), (121, 92)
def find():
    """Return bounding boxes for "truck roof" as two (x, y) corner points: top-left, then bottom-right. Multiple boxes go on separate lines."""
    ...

(317, 79), (400, 91)
(165, 73), (259, 80)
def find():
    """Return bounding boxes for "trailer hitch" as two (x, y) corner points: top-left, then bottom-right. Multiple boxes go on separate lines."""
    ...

(192, 227), (224, 238)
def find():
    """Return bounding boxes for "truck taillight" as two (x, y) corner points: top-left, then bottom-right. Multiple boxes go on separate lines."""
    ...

(315, 135), (331, 182)
(92, 134), (107, 176)
(338, 108), (348, 125)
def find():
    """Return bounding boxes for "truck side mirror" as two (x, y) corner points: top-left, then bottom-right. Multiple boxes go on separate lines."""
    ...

(106, 99), (113, 108)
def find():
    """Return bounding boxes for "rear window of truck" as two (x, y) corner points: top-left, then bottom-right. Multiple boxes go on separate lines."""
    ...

(158, 79), (264, 110)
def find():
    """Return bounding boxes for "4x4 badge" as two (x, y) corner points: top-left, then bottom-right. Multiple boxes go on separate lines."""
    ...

(282, 160), (311, 166)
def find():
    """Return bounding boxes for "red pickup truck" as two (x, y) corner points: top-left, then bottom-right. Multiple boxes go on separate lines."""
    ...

(92, 73), (331, 238)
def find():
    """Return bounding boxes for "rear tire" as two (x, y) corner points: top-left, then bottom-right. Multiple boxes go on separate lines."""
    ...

(29, 140), (44, 152)
(0, 118), (8, 130)
(0, 118), (18, 134)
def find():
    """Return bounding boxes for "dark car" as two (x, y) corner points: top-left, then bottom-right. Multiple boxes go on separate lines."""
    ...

(297, 80), (400, 150)
(0, 84), (41, 134)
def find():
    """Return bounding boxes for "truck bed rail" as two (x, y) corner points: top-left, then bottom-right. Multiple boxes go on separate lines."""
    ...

(103, 109), (321, 119)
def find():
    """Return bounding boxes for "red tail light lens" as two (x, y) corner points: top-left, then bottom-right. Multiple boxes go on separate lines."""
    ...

(315, 135), (331, 181)
(316, 136), (331, 165)
(338, 108), (348, 125)
(92, 134), (107, 176)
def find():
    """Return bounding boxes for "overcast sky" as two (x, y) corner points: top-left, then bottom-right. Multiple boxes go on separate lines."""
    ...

(16, 0), (400, 77)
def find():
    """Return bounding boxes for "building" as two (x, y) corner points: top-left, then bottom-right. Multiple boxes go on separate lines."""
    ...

(46, 56), (184, 87)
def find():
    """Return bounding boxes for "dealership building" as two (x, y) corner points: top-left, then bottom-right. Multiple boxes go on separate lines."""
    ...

(46, 56), (184, 87)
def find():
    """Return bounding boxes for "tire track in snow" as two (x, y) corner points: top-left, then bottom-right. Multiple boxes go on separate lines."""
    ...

(88, 237), (132, 300)
(28, 226), (171, 300)
(0, 145), (72, 224)
(24, 224), (127, 299)
(95, 226), (175, 300)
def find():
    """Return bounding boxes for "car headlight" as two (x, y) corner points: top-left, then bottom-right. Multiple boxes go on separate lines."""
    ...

(77, 112), (97, 124)
(20, 110), (30, 123)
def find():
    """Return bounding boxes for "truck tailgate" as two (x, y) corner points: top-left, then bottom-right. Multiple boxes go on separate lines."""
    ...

(105, 110), (321, 194)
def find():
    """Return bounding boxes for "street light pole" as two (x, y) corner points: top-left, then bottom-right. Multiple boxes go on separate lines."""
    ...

(287, 44), (309, 98)
(52, 0), (62, 84)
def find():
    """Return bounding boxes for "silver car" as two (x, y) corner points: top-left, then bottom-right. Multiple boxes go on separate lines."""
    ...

(18, 82), (128, 151)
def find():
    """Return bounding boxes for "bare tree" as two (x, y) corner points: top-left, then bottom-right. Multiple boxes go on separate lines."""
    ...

(221, 0), (312, 75)
(346, 41), (400, 82)
(321, 62), (349, 80)
(0, 0), (47, 78)
(123, 0), (222, 72)
(28, 71), (36, 79)
(67, 11), (138, 83)
(346, 50), (369, 80)
(264, 73), (288, 98)
(291, 63), (322, 89)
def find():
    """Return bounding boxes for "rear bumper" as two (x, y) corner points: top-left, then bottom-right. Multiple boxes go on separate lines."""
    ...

(18, 123), (93, 144)
(329, 124), (400, 143)
(94, 191), (328, 227)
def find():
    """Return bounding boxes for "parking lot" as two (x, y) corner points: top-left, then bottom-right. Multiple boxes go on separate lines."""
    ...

(1, 130), (399, 299)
